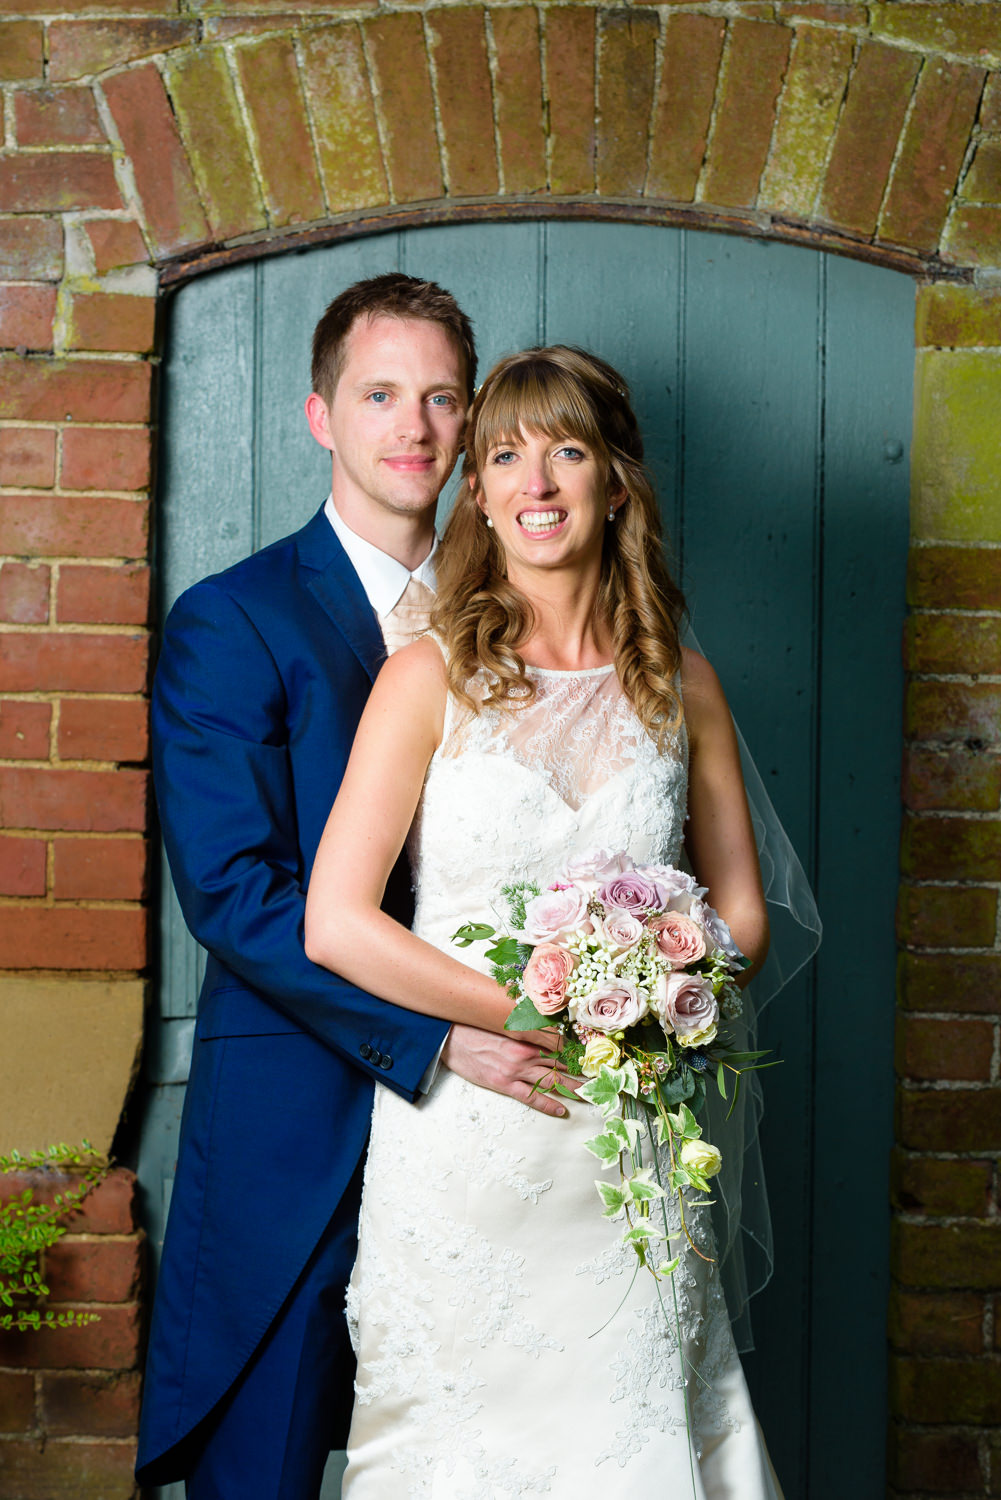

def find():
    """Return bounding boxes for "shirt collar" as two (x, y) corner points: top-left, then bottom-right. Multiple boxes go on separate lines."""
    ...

(324, 495), (437, 615)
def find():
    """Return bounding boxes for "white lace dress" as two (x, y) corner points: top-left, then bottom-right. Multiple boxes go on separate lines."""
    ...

(343, 665), (782, 1500)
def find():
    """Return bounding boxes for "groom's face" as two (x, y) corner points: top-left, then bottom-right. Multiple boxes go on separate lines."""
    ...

(306, 314), (467, 533)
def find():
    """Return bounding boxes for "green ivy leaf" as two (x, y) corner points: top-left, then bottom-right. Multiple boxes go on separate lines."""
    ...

(585, 1132), (624, 1167)
(504, 996), (552, 1031)
(594, 1180), (628, 1217)
(626, 1168), (666, 1203)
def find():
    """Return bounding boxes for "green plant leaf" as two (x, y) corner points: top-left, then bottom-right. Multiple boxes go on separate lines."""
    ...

(626, 1168), (666, 1203)
(504, 996), (552, 1031)
(594, 1180), (628, 1217)
(450, 922), (496, 948)
(585, 1132), (624, 1167)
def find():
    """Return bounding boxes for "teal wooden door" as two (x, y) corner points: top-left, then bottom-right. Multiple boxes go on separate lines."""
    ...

(140, 222), (914, 1498)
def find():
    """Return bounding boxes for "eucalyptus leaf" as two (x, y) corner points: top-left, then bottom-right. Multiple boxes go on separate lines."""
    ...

(450, 922), (496, 947)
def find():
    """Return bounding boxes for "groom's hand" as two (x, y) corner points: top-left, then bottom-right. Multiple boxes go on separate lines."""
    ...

(441, 1024), (581, 1118)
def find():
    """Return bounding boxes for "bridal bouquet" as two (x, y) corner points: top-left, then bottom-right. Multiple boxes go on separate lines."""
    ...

(453, 850), (767, 1279)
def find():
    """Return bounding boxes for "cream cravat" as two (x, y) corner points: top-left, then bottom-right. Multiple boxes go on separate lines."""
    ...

(378, 576), (435, 656)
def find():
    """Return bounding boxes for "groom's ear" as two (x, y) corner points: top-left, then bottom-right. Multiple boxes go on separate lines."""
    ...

(305, 392), (335, 452)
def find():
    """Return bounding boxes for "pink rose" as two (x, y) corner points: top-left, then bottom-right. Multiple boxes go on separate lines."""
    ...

(690, 898), (745, 967)
(564, 849), (633, 885)
(648, 913), (706, 969)
(597, 871), (662, 917)
(637, 863), (704, 909)
(523, 884), (589, 943)
(522, 943), (576, 1015)
(654, 972), (719, 1044)
(574, 979), (648, 1033)
(600, 909), (645, 952)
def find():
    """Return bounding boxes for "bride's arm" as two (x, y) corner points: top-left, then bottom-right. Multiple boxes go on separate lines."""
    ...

(305, 637), (516, 1033)
(681, 647), (770, 986)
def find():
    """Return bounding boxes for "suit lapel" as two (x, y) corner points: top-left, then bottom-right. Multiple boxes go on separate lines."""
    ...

(296, 507), (386, 684)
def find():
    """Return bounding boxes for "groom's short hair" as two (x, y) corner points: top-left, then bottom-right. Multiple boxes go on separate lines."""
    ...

(312, 273), (477, 405)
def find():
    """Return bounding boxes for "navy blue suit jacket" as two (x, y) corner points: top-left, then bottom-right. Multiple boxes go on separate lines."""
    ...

(136, 507), (448, 1482)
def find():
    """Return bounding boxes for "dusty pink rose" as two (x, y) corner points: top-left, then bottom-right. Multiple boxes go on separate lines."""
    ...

(597, 871), (662, 916)
(574, 979), (648, 1033)
(637, 863), (704, 909)
(564, 850), (632, 885)
(654, 972), (719, 1045)
(690, 897), (745, 967)
(522, 943), (576, 1015)
(648, 913), (706, 969)
(523, 884), (589, 943)
(600, 909), (645, 952)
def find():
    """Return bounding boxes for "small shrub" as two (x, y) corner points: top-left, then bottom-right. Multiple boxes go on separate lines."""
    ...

(0, 1142), (109, 1332)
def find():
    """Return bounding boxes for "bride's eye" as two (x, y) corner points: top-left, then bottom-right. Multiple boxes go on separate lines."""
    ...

(491, 450), (517, 465)
(555, 444), (585, 461)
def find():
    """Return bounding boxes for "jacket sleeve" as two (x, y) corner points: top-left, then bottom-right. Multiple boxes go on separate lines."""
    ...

(152, 578), (448, 1102)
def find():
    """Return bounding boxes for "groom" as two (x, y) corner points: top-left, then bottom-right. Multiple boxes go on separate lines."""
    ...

(137, 274), (566, 1498)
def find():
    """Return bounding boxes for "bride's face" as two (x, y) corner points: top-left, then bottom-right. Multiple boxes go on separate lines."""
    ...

(474, 426), (620, 581)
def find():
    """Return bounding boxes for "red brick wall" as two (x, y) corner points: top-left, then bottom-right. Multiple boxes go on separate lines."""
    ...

(1, 3), (1000, 1495)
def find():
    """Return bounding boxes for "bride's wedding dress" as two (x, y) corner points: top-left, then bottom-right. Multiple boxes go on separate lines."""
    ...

(343, 663), (783, 1499)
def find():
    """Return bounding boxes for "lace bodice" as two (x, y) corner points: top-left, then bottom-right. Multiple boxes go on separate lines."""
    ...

(407, 663), (688, 959)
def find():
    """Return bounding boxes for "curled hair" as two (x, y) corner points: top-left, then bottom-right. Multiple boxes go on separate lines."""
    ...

(431, 346), (687, 748)
(311, 272), (477, 404)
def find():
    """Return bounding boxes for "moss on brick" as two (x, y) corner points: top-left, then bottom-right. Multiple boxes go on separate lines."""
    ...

(759, 25), (853, 216)
(871, 3), (1001, 70)
(916, 286), (1001, 349)
(944, 203), (1001, 267)
(912, 350), (1001, 542)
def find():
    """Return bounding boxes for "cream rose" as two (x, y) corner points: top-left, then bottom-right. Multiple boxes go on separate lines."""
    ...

(522, 943), (576, 1015)
(600, 909), (645, 953)
(523, 885), (589, 943)
(573, 979), (648, 1033)
(680, 1138), (722, 1178)
(654, 971), (719, 1046)
(648, 913), (706, 968)
(581, 1035), (622, 1076)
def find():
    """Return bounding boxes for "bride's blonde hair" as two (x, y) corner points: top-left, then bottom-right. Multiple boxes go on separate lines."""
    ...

(431, 345), (687, 747)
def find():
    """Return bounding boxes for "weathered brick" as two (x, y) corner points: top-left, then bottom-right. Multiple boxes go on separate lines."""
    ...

(893, 1220), (1001, 1292)
(888, 1288), (985, 1357)
(0, 560), (48, 623)
(57, 564), (149, 625)
(821, 40), (920, 237)
(0, 357), (151, 422)
(891, 1354), (1001, 1425)
(0, 282), (56, 350)
(0, 1304), (140, 1372)
(53, 836), (147, 899)
(903, 744), (1001, 812)
(0, 635), (147, 694)
(647, 13), (725, 203)
(880, 59), (986, 254)
(49, 18), (197, 82)
(61, 427), (151, 492)
(58, 698), (148, 761)
(759, 24), (853, 216)
(0, 20), (43, 82)
(0, 1436), (137, 1496)
(0, 1370), (34, 1432)
(891, 1150), (993, 1218)
(66, 292), (155, 354)
(0, 496), (148, 559)
(0, 834), (46, 896)
(595, 10), (657, 198)
(0, 1168), (136, 1234)
(0, 906), (146, 969)
(776, 2), (866, 19)
(888, 1424), (984, 1492)
(14, 86), (105, 147)
(39, 1369), (142, 1439)
(0, 765), (147, 829)
(898, 1087), (1001, 1152)
(0, 700), (51, 759)
(236, 37), (326, 227)
(490, 8), (546, 196)
(899, 952), (1001, 1015)
(167, 45), (266, 242)
(897, 883), (998, 948)
(906, 612), (1001, 675)
(84, 218), (149, 275)
(0, 216), (63, 280)
(365, 14), (443, 203)
(0, 425), (56, 487)
(916, 288), (1001, 351)
(102, 64), (209, 258)
(871, 3), (1001, 69)
(44, 1234), (142, 1302)
(944, 205), (1001, 269)
(0, 152), (121, 214)
(300, 25), (387, 214)
(896, 1014), (994, 1082)
(427, 9), (498, 199)
(982, 73), (1001, 133)
(701, 20), (791, 208)
(545, 7), (596, 195)
(962, 141), (1001, 204)
(907, 681), (1001, 744)
(901, 812), (1001, 882)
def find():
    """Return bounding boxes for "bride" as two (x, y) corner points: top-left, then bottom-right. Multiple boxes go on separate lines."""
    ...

(305, 345), (783, 1497)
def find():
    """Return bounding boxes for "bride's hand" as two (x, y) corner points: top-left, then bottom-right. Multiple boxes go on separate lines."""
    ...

(441, 1024), (582, 1118)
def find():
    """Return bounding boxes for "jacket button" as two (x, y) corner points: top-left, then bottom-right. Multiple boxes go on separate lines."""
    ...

(359, 1043), (373, 1060)
(370, 1049), (383, 1066)
(379, 1054), (393, 1070)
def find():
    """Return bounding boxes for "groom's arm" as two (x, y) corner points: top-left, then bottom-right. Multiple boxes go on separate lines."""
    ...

(153, 579), (447, 1103)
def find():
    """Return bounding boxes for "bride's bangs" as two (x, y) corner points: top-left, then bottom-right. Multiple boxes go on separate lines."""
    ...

(471, 362), (605, 470)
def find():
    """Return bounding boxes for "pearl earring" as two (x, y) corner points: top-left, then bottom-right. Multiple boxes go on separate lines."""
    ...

(485, 516), (494, 529)
(607, 504), (616, 522)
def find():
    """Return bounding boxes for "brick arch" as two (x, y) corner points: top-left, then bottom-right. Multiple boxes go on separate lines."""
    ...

(1, 3), (1000, 1491)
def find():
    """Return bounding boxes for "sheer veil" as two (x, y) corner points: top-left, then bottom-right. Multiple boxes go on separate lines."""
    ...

(686, 629), (823, 1351)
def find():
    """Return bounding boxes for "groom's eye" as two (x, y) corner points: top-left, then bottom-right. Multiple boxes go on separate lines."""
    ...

(368, 391), (390, 403)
